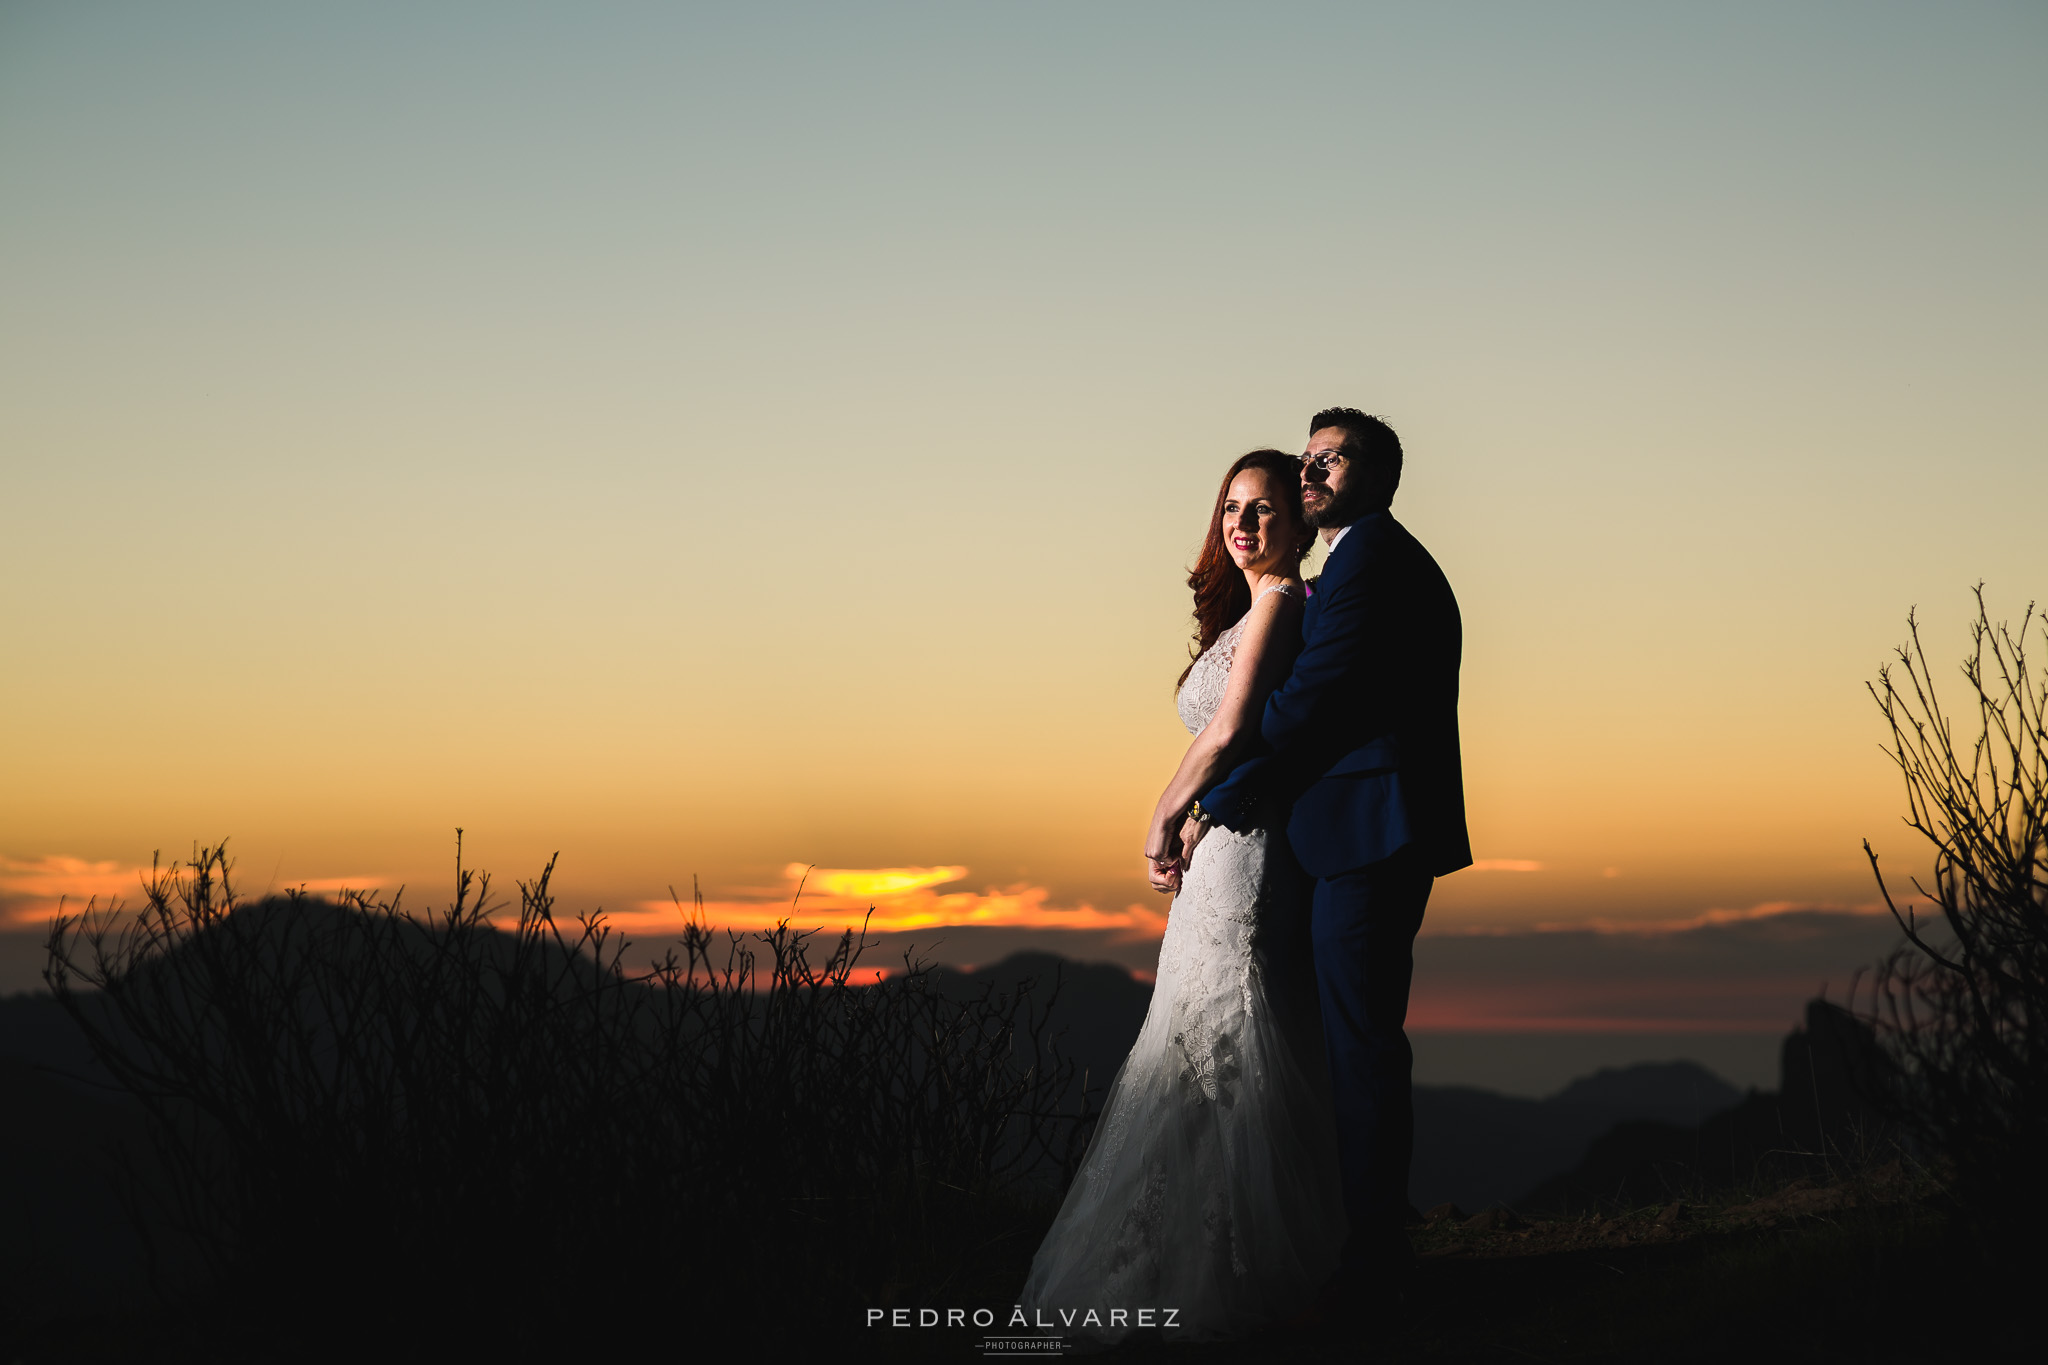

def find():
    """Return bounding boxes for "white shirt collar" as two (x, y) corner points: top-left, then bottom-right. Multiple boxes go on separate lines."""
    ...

(1323, 524), (1353, 553)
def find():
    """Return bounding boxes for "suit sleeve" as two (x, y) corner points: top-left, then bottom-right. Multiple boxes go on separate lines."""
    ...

(1200, 534), (1404, 831)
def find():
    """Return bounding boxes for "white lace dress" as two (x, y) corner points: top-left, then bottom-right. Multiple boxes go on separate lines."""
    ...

(1016, 594), (1346, 1343)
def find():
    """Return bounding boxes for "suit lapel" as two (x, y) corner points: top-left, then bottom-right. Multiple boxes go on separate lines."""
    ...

(1305, 513), (1380, 643)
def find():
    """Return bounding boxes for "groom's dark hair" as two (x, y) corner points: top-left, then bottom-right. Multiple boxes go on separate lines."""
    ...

(1309, 407), (1403, 504)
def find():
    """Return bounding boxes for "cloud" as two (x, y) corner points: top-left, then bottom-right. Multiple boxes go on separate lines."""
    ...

(0, 856), (150, 926)
(0, 855), (390, 927)
(1410, 905), (1909, 1033)
(613, 865), (1167, 942)
(1527, 899), (1892, 936)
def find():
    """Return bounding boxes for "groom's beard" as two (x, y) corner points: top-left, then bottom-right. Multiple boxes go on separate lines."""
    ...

(1302, 478), (1369, 530)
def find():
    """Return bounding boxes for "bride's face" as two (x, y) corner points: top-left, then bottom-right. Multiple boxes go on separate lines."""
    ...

(1221, 468), (1299, 575)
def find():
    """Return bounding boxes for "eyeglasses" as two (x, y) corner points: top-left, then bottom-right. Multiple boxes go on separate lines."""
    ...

(1297, 449), (1347, 472)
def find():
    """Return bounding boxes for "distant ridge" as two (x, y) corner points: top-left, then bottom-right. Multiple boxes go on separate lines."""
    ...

(1409, 1062), (1743, 1213)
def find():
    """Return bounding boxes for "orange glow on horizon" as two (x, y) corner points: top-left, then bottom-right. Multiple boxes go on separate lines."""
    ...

(0, 856), (394, 927)
(0, 856), (144, 926)
(613, 865), (1168, 941)
(3, 854), (1889, 1034)
(1407, 977), (1822, 1034)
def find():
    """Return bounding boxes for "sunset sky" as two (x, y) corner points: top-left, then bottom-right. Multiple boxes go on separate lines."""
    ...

(3, 2), (2042, 1070)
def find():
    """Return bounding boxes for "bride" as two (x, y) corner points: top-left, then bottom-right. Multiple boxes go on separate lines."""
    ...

(1017, 449), (1345, 1343)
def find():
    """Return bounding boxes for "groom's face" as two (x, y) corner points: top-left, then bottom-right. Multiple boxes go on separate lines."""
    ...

(1300, 425), (1361, 530)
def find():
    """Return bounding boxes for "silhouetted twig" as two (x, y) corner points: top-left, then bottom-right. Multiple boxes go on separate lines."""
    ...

(1856, 586), (2048, 1239)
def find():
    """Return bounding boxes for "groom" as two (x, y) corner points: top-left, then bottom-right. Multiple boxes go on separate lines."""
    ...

(1192, 407), (1470, 1289)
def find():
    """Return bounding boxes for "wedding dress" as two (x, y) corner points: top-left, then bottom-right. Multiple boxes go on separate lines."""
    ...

(1017, 588), (1345, 1343)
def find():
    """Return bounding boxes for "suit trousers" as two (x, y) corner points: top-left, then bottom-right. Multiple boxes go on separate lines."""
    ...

(1310, 844), (1434, 1266)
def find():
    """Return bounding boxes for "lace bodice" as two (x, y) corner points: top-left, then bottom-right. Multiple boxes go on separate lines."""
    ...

(1176, 583), (1298, 736)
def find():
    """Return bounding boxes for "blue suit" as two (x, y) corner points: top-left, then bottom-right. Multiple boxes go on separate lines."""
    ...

(1202, 509), (1470, 1265)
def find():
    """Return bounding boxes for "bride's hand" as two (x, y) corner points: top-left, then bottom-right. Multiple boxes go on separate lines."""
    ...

(1143, 816), (1181, 869)
(1144, 819), (1183, 895)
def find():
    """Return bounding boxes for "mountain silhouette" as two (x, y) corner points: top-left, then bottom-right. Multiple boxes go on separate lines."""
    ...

(924, 951), (1153, 1109)
(1518, 1000), (1896, 1212)
(1410, 1060), (1743, 1213)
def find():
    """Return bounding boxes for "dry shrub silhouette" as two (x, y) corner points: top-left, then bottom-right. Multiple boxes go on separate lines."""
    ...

(1861, 587), (2048, 1238)
(43, 837), (1093, 1350)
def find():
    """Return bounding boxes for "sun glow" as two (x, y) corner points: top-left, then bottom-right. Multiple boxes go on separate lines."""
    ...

(608, 865), (1168, 942)
(787, 865), (970, 898)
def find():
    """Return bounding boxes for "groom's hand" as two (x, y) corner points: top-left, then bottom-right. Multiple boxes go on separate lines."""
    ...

(1180, 813), (1211, 868)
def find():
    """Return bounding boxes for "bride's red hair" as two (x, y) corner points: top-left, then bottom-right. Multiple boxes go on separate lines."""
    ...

(1177, 450), (1314, 690)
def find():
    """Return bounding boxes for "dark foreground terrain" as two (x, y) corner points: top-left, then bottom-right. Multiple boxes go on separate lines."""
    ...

(2, 943), (2028, 1363)
(874, 1172), (2023, 1364)
(10, 1169), (2024, 1363)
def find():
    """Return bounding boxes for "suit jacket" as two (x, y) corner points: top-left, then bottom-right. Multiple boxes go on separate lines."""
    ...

(1201, 509), (1472, 879)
